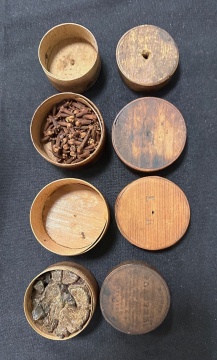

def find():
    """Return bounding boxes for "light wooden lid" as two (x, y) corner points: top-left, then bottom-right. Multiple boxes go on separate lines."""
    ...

(116, 24), (179, 91)
(112, 97), (186, 172)
(115, 176), (190, 250)
(30, 179), (109, 255)
(100, 261), (170, 334)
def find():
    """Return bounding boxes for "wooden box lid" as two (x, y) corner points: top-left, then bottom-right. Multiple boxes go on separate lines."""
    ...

(116, 24), (179, 91)
(112, 97), (186, 172)
(115, 176), (190, 250)
(100, 261), (170, 334)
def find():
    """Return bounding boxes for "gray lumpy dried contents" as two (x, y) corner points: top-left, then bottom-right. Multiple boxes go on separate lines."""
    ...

(68, 286), (90, 308)
(31, 269), (91, 338)
(32, 304), (45, 321)
(33, 280), (44, 294)
(43, 316), (58, 333)
(62, 270), (79, 284)
(44, 272), (51, 284)
(51, 270), (62, 283)
(54, 304), (90, 337)
(61, 291), (76, 306)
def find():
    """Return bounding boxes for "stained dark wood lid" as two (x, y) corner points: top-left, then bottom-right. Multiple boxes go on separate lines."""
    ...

(112, 97), (186, 172)
(116, 24), (179, 91)
(115, 176), (190, 250)
(100, 261), (170, 334)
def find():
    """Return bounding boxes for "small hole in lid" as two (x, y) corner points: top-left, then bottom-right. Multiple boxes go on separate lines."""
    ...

(142, 50), (150, 60)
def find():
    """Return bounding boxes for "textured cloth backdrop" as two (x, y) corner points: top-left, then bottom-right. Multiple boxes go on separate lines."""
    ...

(0, 1), (217, 359)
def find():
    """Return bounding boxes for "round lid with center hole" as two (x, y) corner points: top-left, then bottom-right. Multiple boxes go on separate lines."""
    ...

(112, 97), (186, 172)
(116, 24), (179, 91)
(100, 261), (170, 334)
(115, 176), (190, 250)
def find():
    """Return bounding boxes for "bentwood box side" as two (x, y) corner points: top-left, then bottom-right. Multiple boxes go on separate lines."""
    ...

(30, 178), (110, 256)
(38, 23), (101, 93)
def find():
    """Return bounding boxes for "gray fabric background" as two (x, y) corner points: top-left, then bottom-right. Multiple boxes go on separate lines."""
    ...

(0, 0), (217, 359)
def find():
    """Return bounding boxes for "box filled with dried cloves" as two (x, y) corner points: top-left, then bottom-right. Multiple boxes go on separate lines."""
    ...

(31, 92), (105, 168)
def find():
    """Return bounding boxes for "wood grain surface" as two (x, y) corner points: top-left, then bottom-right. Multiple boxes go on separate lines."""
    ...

(100, 261), (170, 334)
(115, 176), (190, 250)
(116, 24), (179, 91)
(48, 38), (97, 80)
(43, 184), (106, 249)
(112, 97), (186, 172)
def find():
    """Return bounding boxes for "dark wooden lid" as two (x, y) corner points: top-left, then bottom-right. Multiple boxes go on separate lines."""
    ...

(112, 97), (186, 172)
(116, 24), (179, 91)
(115, 176), (190, 250)
(100, 261), (170, 334)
